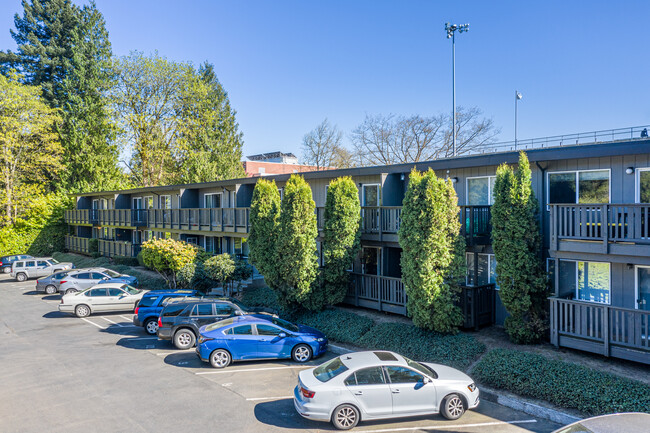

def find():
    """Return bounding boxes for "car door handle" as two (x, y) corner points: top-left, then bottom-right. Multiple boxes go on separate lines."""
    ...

(392, 389), (400, 394)
(353, 391), (363, 395)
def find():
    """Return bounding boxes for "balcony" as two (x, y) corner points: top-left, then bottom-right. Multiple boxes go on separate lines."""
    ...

(345, 273), (495, 329)
(98, 239), (137, 258)
(96, 209), (148, 227)
(549, 204), (650, 256)
(65, 235), (90, 254)
(147, 208), (250, 233)
(64, 209), (95, 225)
(460, 206), (492, 246)
(550, 297), (650, 365)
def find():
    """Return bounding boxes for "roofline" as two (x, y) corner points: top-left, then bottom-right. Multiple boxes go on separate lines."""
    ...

(73, 138), (650, 197)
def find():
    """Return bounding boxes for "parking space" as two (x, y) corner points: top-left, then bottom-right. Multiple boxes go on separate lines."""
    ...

(0, 274), (562, 432)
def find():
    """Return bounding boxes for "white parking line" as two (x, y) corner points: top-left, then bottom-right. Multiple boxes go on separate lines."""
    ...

(245, 396), (294, 401)
(156, 352), (180, 356)
(81, 318), (106, 329)
(98, 317), (126, 327)
(196, 365), (311, 375)
(118, 315), (132, 321)
(358, 419), (538, 433)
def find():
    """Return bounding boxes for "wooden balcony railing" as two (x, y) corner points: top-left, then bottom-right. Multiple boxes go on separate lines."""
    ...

(460, 206), (492, 246)
(65, 209), (95, 225)
(98, 239), (135, 258)
(460, 284), (496, 330)
(65, 235), (90, 254)
(550, 297), (650, 365)
(146, 208), (250, 233)
(96, 209), (148, 227)
(550, 204), (650, 253)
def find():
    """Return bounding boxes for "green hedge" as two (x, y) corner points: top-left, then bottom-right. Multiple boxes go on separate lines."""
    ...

(241, 286), (280, 310)
(113, 256), (139, 267)
(52, 252), (167, 291)
(472, 349), (650, 415)
(357, 322), (485, 370)
(293, 309), (373, 345)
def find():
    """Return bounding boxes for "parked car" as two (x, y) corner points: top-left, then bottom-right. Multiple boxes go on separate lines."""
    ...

(58, 283), (147, 318)
(293, 351), (480, 430)
(58, 268), (138, 295)
(11, 258), (74, 282)
(0, 254), (32, 273)
(158, 298), (276, 349)
(552, 413), (650, 433)
(196, 315), (328, 369)
(133, 290), (198, 335)
(35, 271), (71, 294)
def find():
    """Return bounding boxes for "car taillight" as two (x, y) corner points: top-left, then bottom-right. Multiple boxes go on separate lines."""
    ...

(300, 386), (315, 399)
(134, 306), (139, 315)
(60, 281), (67, 284)
(158, 317), (162, 328)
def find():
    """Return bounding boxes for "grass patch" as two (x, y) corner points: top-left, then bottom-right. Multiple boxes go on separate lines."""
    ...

(472, 348), (650, 415)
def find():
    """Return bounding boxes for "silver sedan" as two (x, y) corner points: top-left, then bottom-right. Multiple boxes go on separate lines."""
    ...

(293, 351), (479, 430)
(58, 283), (147, 318)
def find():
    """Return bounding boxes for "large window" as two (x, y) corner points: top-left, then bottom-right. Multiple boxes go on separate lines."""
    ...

(548, 170), (609, 205)
(467, 176), (496, 205)
(205, 193), (222, 208)
(362, 247), (379, 275)
(362, 184), (380, 206)
(559, 260), (610, 304)
(159, 195), (172, 209)
(466, 253), (497, 288)
(636, 266), (650, 311)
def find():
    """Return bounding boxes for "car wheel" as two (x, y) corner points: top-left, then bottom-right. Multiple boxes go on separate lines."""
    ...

(441, 393), (465, 420)
(331, 404), (360, 430)
(144, 318), (158, 335)
(75, 304), (91, 318)
(209, 349), (231, 368)
(45, 285), (57, 295)
(3, 266), (10, 274)
(173, 329), (196, 350)
(16, 273), (27, 282)
(291, 344), (313, 363)
(65, 289), (78, 295)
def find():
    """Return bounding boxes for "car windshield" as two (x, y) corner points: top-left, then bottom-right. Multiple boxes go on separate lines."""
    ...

(204, 318), (236, 332)
(121, 285), (141, 295)
(103, 269), (120, 278)
(49, 259), (60, 264)
(266, 317), (299, 333)
(53, 272), (68, 280)
(404, 356), (438, 379)
(313, 357), (349, 382)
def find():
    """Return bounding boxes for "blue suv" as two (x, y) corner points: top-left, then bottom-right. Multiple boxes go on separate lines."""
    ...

(133, 290), (198, 334)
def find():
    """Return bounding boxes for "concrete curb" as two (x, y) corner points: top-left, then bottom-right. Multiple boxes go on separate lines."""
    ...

(327, 344), (582, 427)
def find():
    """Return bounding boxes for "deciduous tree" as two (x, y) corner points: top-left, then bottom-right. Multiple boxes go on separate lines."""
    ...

(140, 238), (205, 289)
(301, 119), (345, 169)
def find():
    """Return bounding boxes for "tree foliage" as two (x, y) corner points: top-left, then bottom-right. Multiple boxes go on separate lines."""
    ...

(274, 175), (319, 308)
(491, 152), (548, 344)
(351, 108), (499, 166)
(0, 73), (62, 226)
(304, 177), (361, 310)
(248, 179), (281, 287)
(398, 168), (465, 333)
(301, 118), (346, 169)
(204, 253), (236, 286)
(140, 237), (206, 289)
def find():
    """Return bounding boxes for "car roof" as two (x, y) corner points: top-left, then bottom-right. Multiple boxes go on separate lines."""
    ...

(87, 282), (131, 289)
(165, 296), (230, 305)
(338, 351), (407, 370)
(143, 290), (195, 297)
(67, 268), (109, 274)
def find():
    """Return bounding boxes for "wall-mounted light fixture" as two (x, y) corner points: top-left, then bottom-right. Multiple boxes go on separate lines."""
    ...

(625, 167), (634, 175)
(400, 173), (405, 181)
(452, 177), (459, 184)
(627, 263), (634, 270)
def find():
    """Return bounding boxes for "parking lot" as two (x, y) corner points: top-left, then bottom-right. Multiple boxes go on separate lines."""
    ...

(0, 274), (562, 433)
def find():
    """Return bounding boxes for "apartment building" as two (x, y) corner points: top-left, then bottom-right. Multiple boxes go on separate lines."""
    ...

(65, 126), (650, 364)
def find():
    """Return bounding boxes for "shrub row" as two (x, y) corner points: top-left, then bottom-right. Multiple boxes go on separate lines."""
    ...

(52, 252), (167, 291)
(241, 286), (485, 369)
(472, 348), (650, 415)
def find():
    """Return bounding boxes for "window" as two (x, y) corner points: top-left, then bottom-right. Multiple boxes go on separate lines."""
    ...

(191, 304), (214, 316)
(108, 288), (124, 296)
(26, 261), (35, 268)
(547, 259), (556, 292)
(636, 266), (650, 311)
(637, 169), (650, 203)
(384, 366), (423, 384)
(466, 253), (497, 288)
(467, 176), (496, 205)
(362, 184), (380, 206)
(186, 237), (198, 245)
(350, 367), (386, 386)
(205, 193), (222, 209)
(91, 272), (106, 280)
(144, 196), (153, 209)
(232, 325), (252, 335)
(362, 247), (379, 276)
(88, 288), (108, 297)
(548, 170), (609, 205)
(132, 197), (143, 209)
(234, 238), (243, 256)
(14, 262), (23, 268)
(205, 237), (218, 253)
(256, 324), (282, 336)
(159, 195), (171, 209)
(75, 272), (91, 279)
(215, 304), (235, 316)
(37, 261), (48, 267)
(313, 357), (349, 383)
(559, 260), (610, 304)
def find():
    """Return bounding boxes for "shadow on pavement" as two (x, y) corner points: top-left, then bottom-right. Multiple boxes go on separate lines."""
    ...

(253, 399), (330, 430)
(102, 323), (144, 337)
(42, 311), (69, 319)
(116, 335), (169, 351)
(42, 294), (60, 301)
(163, 351), (207, 369)
(22, 290), (42, 296)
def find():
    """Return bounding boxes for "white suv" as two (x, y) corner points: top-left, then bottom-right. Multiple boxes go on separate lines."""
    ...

(11, 258), (74, 282)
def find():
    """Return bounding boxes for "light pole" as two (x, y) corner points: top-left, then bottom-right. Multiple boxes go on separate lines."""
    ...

(515, 90), (522, 149)
(445, 22), (469, 157)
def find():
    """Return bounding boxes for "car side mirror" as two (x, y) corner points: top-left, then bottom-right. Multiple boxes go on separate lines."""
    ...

(234, 310), (243, 316)
(278, 332), (287, 338)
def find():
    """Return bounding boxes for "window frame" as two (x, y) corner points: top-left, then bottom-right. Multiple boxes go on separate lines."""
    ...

(465, 175), (496, 206)
(159, 195), (172, 209)
(204, 193), (223, 209)
(635, 167), (650, 203)
(560, 259), (611, 305)
(634, 265), (650, 310)
(361, 183), (381, 207)
(546, 169), (611, 209)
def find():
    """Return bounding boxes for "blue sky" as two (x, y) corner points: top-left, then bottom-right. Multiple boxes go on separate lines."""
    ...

(1, 0), (649, 160)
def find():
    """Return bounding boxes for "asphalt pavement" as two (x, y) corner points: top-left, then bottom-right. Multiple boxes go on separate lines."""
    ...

(0, 274), (562, 433)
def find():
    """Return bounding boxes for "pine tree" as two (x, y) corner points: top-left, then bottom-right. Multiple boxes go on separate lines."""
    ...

(398, 168), (465, 333)
(248, 179), (281, 288)
(491, 152), (548, 343)
(303, 176), (361, 310)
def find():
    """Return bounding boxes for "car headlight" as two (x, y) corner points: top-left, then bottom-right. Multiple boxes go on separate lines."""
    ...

(316, 337), (325, 342)
(468, 383), (477, 392)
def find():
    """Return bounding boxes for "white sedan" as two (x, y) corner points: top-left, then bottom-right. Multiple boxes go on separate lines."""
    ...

(294, 351), (479, 430)
(58, 283), (147, 318)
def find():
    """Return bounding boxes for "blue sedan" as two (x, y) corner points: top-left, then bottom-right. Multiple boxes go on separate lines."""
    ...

(196, 315), (328, 368)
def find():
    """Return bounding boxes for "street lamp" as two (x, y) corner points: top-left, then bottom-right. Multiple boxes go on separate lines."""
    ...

(445, 22), (469, 157)
(515, 90), (523, 149)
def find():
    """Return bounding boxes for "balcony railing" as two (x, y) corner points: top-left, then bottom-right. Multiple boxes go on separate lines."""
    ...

(65, 235), (90, 254)
(98, 239), (135, 258)
(550, 297), (650, 365)
(460, 283), (496, 330)
(550, 204), (650, 253)
(147, 208), (250, 233)
(96, 209), (148, 227)
(460, 206), (492, 246)
(65, 209), (95, 225)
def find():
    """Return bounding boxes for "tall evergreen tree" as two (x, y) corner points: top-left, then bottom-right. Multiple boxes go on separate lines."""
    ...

(275, 175), (319, 308)
(491, 152), (548, 343)
(303, 177), (361, 310)
(398, 168), (465, 333)
(248, 179), (281, 288)
(175, 62), (245, 183)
